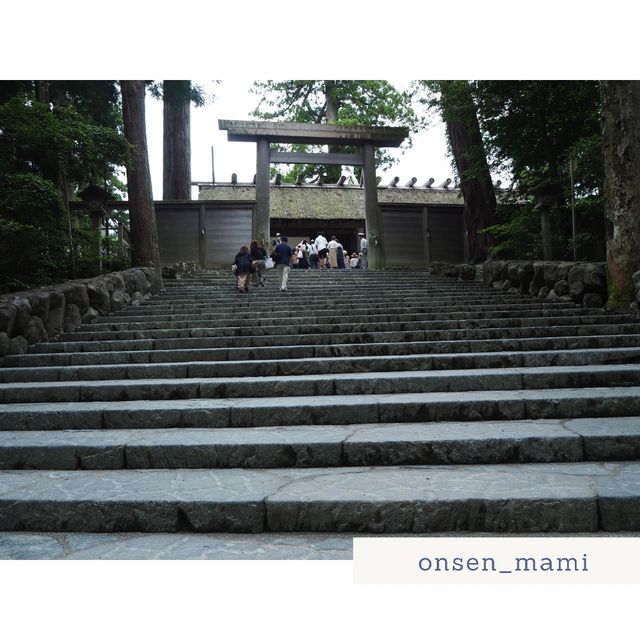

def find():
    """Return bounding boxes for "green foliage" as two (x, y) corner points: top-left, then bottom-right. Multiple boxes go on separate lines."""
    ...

(251, 80), (418, 182)
(473, 81), (601, 184)
(426, 80), (606, 261)
(0, 83), (133, 291)
(0, 173), (68, 291)
(148, 81), (211, 107)
(484, 195), (541, 260)
(0, 95), (130, 194)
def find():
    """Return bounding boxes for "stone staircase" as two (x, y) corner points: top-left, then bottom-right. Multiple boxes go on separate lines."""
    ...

(1, 269), (640, 555)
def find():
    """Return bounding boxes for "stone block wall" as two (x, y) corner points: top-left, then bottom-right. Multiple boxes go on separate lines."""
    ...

(482, 260), (608, 308)
(428, 262), (478, 280)
(0, 268), (162, 357)
(632, 271), (640, 316)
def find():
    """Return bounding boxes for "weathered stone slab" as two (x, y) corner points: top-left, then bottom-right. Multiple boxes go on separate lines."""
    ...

(0, 531), (355, 560)
(265, 463), (606, 533)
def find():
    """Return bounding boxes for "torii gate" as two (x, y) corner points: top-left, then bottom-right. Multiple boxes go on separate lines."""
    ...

(218, 119), (409, 269)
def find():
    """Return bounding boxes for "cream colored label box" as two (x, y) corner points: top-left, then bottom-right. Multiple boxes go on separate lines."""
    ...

(353, 537), (640, 584)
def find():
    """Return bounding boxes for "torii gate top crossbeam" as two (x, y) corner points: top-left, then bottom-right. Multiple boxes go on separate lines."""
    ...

(218, 119), (408, 148)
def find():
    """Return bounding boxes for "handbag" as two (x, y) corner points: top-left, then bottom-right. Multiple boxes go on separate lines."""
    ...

(264, 256), (274, 269)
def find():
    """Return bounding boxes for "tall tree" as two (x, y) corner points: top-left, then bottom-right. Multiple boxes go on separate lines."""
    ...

(120, 81), (161, 269)
(601, 81), (640, 308)
(163, 81), (191, 199)
(149, 81), (206, 200)
(473, 80), (603, 260)
(251, 80), (417, 182)
(423, 81), (497, 263)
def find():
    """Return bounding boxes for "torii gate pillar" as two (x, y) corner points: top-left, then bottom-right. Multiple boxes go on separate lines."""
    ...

(255, 138), (270, 246)
(362, 141), (383, 269)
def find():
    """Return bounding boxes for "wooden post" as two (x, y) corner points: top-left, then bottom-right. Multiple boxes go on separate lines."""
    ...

(363, 142), (383, 270)
(423, 206), (431, 266)
(198, 203), (207, 268)
(255, 138), (270, 246)
(541, 209), (553, 260)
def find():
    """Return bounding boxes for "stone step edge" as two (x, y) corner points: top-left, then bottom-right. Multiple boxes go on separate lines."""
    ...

(4, 347), (640, 381)
(2, 386), (640, 430)
(4, 363), (640, 405)
(91, 308), (610, 324)
(8, 337), (640, 368)
(1, 417), (639, 470)
(71, 314), (633, 334)
(0, 462), (637, 533)
(31, 326), (640, 355)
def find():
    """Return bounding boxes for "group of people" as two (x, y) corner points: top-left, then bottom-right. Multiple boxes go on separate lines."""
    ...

(233, 231), (369, 293)
(293, 232), (368, 272)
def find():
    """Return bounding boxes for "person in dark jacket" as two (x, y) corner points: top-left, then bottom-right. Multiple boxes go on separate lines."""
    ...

(250, 240), (267, 287)
(272, 235), (293, 291)
(233, 245), (253, 293)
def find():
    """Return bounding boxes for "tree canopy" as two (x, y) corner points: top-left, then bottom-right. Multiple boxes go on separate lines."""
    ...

(251, 80), (418, 182)
(0, 82), (130, 291)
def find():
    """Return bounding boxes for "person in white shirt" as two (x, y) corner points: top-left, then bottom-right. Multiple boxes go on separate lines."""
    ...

(296, 241), (310, 269)
(308, 239), (319, 269)
(315, 232), (328, 269)
(359, 232), (368, 270)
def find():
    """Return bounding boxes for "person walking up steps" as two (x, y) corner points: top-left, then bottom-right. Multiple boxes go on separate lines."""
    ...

(315, 231), (328, 269)
(308, 238), (319, 270)
(272, 234), (293, 291)
(233, 245), (253, 293)
(250, 239), (267, 287)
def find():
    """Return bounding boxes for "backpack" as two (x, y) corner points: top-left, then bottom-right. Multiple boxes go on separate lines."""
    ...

(236, 252), (252, 272)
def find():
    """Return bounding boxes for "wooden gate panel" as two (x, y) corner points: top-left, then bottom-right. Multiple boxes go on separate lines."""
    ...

(205, 207), (253, 267)
(381, 207), (426, 267)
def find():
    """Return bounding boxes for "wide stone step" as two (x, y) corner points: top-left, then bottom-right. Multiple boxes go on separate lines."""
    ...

(4, 365), (640, 404)
(114, 302), (580, 320)
(140, 294), (571, 309)
(3, 387), (640, 431)
(71, 313), (632, 335)
(0, 461), (637, 533)
(1, 417), (638, 470)
(30, 325), (640, 355)
(90, 306), (602, 325)
(4, 347), (640, 382)
(8, 333), (640, 367)
(58, 317), (637, 345)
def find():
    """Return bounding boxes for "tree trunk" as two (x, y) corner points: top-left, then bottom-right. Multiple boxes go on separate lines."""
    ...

(34, 81), (50, 104)
(323, 81), (342, 183)
(601, 81), (640, 307)
(440, 82), (497, 263)
(324, 81), (338, 123)
(162, 80), (192, 200)
(121, 80), (162, 269)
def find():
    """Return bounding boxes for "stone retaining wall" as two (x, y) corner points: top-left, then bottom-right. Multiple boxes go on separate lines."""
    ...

(0, 268), (162, 357)
(428, 262), (478, 280)
(633, 271), (640, 316)
(482, 260), (608, 308)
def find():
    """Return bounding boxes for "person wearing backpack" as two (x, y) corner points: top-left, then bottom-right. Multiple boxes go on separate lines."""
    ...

(233, 245), (253, 293)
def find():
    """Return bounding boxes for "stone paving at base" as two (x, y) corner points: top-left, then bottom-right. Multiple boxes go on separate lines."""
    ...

(2, 531), (639, 560)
